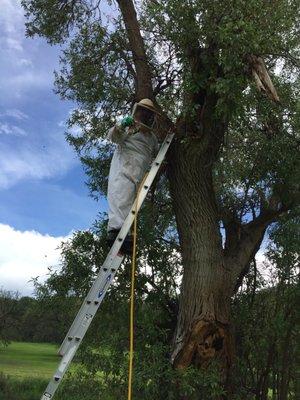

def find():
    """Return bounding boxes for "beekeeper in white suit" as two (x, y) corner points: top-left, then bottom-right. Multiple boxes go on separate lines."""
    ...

(106, 98), (160, 254)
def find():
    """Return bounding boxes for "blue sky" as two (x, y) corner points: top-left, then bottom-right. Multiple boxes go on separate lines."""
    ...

(0, 0), (106, 295)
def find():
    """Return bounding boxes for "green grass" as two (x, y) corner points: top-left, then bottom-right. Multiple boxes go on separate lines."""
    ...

(0, 342), (108, 400)
(0, 341), (60, 379)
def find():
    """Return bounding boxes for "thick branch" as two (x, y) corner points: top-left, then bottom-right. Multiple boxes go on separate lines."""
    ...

(222, 180), (300, 274)
(224, 199), (293, 291)
(224, 217), (266, 276)
(116, 0), (153, 100)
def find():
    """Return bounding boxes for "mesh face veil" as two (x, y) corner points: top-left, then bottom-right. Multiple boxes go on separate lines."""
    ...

(131, 99), (159, 130)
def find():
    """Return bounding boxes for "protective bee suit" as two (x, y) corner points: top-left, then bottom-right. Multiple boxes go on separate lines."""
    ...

(107, 99), (159, 233)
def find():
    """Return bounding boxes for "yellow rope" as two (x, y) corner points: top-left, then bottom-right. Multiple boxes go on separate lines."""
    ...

(127, 174), (147, 400)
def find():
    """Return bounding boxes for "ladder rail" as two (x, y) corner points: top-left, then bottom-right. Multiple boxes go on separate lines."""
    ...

(59, 131), (174, 356)
(58, 255), (124, 356)
(41, 132), (175, 400)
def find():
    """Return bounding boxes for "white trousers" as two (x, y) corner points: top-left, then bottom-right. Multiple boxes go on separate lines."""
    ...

(107, 148), (150, 231)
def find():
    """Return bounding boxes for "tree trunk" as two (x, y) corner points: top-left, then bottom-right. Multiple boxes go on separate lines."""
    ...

(167, 139), (234, 376)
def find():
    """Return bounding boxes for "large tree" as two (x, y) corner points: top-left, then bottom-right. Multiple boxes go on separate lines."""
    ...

(22, 0), (299, 386)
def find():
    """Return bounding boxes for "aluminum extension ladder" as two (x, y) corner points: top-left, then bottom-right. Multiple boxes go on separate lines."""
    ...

(41, 131), (175, 399)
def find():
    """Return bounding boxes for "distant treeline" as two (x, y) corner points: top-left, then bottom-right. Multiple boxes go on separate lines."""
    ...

(0, 290), (77, 344)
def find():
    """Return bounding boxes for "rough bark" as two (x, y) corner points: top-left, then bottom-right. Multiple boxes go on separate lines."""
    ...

(166, 134), (287, 379)
(167, 138), (234, 374)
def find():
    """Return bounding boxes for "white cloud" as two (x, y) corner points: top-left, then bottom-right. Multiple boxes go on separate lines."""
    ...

(6, 70), (53, 91)
(17, 58), (33, 67)
(0, 134), (77, 189)
(2, 109), (29, 120)
(0, 0), (57, 99)
(0, 223), (69, 296)
(0, 109), (79, 189)
(0, 109), (28, 136)
(0, 122), (27, 136)
(0, 0), (25, 53)
(6, 36), (23, 52)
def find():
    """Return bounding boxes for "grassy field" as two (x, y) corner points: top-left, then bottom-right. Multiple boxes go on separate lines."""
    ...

(0, 341), (59, 379)
(0, 342), (102, 400)
(0, 342), (60, 400)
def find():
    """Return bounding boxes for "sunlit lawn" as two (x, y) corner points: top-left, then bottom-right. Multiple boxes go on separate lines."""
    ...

(0, 341), (60, 379)
(0, 342), (94, 400)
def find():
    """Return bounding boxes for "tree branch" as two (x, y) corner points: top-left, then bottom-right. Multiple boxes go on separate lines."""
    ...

(116, 0), (153, 100)
(224, 191), (296, 291)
